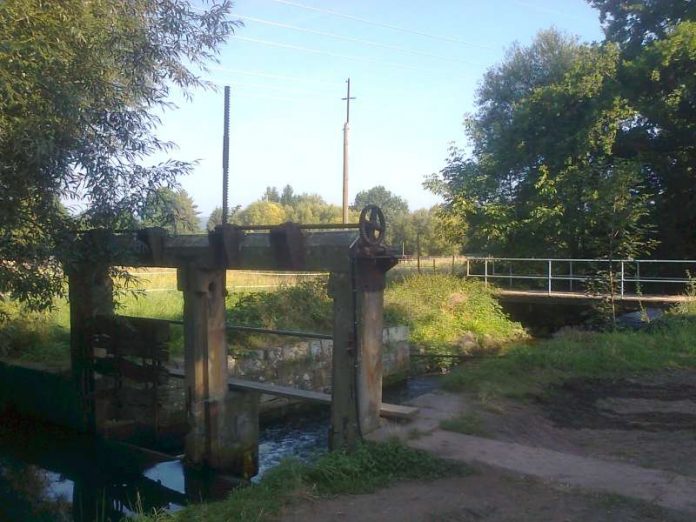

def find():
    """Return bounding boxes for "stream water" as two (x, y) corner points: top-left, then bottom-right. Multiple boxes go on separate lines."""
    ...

(0, 375), (441, 522)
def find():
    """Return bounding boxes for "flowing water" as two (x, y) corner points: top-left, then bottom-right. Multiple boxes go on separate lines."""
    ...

(0, 375), (440, 521)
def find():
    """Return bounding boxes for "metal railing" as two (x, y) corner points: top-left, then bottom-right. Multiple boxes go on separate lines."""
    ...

(462, 257), (696, 297)
(162, 318), (332, 340)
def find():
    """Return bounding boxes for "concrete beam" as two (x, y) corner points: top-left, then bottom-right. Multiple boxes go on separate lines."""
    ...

(109, 230), (359, 272)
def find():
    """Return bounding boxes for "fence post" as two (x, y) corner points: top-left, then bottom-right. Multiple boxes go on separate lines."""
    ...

(569, 260), (574, 292)
(620, 261), (625, 297)
(433, 258), (436, 273)
(484, 259), (488, 287)
(466, 258), (470, 278)
(548, 259), (552, 294)
(451, 254), (455, 275)
(636, 261), (640, 294)
(509, 265), (513, 288)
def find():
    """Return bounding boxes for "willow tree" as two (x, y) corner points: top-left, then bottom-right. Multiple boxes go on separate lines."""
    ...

(0, 0), (238, 309)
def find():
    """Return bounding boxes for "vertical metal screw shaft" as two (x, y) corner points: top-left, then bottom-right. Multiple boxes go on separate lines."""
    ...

(222, 86), (230, 225)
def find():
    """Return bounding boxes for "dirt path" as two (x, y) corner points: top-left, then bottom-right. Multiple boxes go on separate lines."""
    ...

(280, 467), (689, 522)
(281, 370), (696, 521)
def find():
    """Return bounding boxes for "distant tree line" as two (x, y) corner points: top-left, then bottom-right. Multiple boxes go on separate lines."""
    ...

(427, 1), (695, 260)
(205, 185), (460, 256)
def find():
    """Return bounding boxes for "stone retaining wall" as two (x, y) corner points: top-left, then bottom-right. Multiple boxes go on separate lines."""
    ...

(228, 325), (411, 393)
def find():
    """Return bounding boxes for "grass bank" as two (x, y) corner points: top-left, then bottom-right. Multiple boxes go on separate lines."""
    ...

(0, 273), (524, 363)
(443, 307), (696, 400)
(130, 441), (470, 522)
(385, 274), (526, 355)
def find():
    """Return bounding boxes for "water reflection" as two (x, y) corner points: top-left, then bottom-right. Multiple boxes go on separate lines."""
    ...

(0, 375), (441, 521)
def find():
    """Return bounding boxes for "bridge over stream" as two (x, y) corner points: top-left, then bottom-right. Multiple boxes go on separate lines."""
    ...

(460, 257), (696, 306)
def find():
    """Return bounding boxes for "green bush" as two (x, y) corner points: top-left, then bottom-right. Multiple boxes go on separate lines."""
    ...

(226, 279), (333, 349)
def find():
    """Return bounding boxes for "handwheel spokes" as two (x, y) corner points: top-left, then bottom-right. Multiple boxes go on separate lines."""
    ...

(358, 205), (386, 246)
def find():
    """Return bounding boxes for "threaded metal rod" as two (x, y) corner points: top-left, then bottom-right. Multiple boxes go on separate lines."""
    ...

(222, 86), (230, 225)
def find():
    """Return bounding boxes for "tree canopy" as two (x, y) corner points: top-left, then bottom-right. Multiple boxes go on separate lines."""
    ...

(0, 0), (237, 309)
(429, 1), (695, 259)
(206, 185), (456, 255)
(353, 186), (409, 222)
(140, 189), (201, 235)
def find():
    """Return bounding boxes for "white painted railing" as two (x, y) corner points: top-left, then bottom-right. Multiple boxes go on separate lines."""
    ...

(462, 257), (696, 297)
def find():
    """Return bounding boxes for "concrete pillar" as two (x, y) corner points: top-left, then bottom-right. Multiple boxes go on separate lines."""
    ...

(68, 264), (113, 432)
(355, 261), (385, 435)
(329, 259), (387, 449)
(178, 264), (259, 477)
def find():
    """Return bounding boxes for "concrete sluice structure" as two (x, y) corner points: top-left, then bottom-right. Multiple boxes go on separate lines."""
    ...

(54, 212), (404, 479)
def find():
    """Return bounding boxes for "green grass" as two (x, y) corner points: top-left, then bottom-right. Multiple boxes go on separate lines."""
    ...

(131, 441), (471, 522)
(1, 272), (525, 364)
(0, 298), (70, 368)
(442, 310), (696, 400)
(385, 274), (527, 356)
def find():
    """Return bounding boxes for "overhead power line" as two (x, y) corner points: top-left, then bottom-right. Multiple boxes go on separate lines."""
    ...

(208, 66), (340, 87)
(237, 14), (481, 64)
(204, 81), (330, 102)
(267, 0), (493, 49)
(208, 77), (332, 96)
(234, 35), (469, 74)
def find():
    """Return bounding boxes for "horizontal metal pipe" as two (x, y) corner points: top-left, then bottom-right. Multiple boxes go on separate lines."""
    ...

(225, 325), (332, 340)
(464, 257), (696, 263)
(467, 274), (692, 284)
(157, 318), (332, 340)
(234, 223), (360, 231)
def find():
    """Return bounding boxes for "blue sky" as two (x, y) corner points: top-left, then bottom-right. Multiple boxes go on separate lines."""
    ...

(162, 0), (606, 218)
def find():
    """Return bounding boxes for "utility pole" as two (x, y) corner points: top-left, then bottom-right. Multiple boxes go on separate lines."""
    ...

(341, 78), (355, 224)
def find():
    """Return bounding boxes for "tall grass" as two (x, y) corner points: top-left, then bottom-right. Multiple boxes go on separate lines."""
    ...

(385, 274), (527, 355)
(0, 299), (70, 368)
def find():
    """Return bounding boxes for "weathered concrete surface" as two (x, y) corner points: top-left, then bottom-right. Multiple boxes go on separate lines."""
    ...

(226, 326), (410, 392)
(370, 391), (696, 515)
(409, 429), (696, 515)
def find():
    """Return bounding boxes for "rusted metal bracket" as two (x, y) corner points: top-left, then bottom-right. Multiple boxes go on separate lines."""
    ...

(136, 227), (167, 264)
(269, 222), (306, 270)
(210, 223), (244, 267)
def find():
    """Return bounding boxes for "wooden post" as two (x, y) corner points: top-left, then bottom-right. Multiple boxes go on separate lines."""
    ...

(328, 272), (359, 449)
(329, 259), (388, 449)
(68, 264), (113, 432)
(178, 264), (259, 476)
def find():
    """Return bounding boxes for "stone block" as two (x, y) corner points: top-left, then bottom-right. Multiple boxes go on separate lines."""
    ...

(266, 347), (283, 363)
(321, 339), (333, 358)
(282, 342), (309, 361)
(309, 340), (323, 359)
(391, 326), (409, 342)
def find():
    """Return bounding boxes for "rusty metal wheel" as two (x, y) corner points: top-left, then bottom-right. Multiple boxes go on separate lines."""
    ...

(359, 205), (386, 247)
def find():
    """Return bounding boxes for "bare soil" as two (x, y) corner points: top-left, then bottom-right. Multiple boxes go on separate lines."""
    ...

(480, 369), (696, 478)
(280, 466), (689, 522)
(280, 369), (696, 522)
